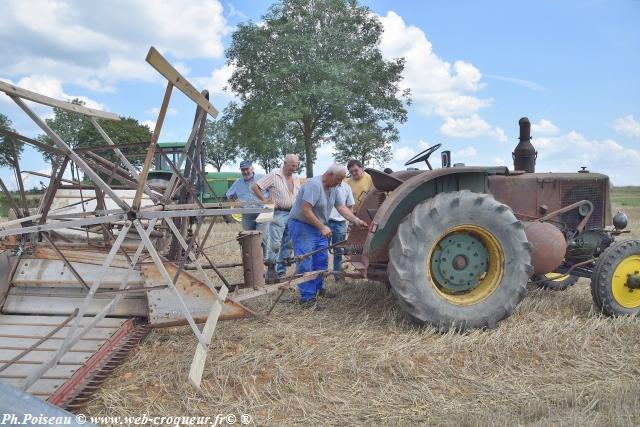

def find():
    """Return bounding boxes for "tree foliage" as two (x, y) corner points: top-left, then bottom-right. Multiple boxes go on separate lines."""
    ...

(203, 119), (240, 172)
(76, 117), (152, 167)
(226, 0), (410, 176)
(0, 113), (24, 168)
(37, 99), (151, 169)
(223, 103), (305, 173)
(333, 119), (394, 167)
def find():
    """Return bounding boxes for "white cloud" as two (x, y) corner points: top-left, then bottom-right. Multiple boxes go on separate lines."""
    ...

(146, 107), (178, 117)
(454, 147), (477, 158)
(613, 115), (640, 138)
(316, 142), (336, 159)
(484, 74), (546, 92)
(494, 157), (507, 165)
(395, 146), (415, 162)
(0, 0), (230, 89)
(1, 75), (106, 112)
(226, 2), (247, 20)
(531, 119), (559, 136)
(192, 64), (235, 100)
(534, 131), (640, 185)
(141, 120), (156, 132)
(379, 11), (489, 118)
(440, 114), (507, 142)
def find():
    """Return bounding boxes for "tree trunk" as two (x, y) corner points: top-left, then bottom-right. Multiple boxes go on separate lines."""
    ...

(303, 118), (313, 177)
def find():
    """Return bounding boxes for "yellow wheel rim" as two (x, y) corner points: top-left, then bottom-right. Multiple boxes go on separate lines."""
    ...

(427, 224), (504, 306)
(232, 213), (243, 222)
(611, 255), (640, 308)
(545, 272), (570, 282)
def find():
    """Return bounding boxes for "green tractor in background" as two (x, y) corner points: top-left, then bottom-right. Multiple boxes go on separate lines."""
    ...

(147, 142), (242, 223)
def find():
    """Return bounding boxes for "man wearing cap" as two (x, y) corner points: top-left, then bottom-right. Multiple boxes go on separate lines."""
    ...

(288, 164), (368, 307)
(226, 160), (262, 231)
(251, 153), (301, 278)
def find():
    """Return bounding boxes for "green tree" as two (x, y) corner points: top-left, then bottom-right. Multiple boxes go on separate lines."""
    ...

(224, 102), (305, 173)
(334, 119), (394, 167)
(76, 117), (152, 167)
(36, 99), (89, 166)
(226, 0), (410, 176)
(37, 100), (152, 179)
(203, 119), (240, 172)
(0, 113), (23, 167)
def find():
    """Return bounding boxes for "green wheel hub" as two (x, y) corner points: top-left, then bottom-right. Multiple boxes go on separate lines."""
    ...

(431, 233), (489, 292)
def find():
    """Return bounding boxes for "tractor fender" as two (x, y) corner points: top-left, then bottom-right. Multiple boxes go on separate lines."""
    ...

(364, 167), (503, 262)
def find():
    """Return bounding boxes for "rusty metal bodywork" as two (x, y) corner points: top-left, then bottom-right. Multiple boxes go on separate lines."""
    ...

(345, 166), (613, 280)
(489, 173), (611, 228)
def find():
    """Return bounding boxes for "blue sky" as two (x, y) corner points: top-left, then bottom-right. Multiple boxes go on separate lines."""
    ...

(1, 0), (639, 188)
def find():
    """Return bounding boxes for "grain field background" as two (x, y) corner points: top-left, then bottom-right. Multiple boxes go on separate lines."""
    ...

(86, 194), (640, 426)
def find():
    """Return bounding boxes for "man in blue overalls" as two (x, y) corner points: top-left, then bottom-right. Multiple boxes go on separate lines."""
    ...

(287, 164), (368, 308)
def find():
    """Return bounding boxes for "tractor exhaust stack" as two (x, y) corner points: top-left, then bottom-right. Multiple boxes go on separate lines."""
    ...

(513, 117), (537, 173)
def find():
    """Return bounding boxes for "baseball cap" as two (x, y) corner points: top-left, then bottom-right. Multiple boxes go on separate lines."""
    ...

(239, 160), (252, 169)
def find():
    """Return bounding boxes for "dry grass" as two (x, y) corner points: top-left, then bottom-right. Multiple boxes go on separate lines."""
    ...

(86, 206), (640, 426)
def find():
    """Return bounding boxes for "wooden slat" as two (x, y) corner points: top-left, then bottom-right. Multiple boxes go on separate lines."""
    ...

(145, 47), (218, 118)
(0, 315), (125, 328)
(188, 300), (222, 389)
(0, 348), (91, 365)
(13, 259), (143, 288)
(2, 377), (68, 397)
(1, 337), (104, 352)
(0, 81), (120, 120)
(3, 292), (147, 317)
(0, 364), (80, 379)
(32, 246), (134, 269)
(0, 324), (119, 340)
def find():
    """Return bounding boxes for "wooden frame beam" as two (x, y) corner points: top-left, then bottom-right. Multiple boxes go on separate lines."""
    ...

(0, 81), (120, 120)
(145, 47), (218, 118)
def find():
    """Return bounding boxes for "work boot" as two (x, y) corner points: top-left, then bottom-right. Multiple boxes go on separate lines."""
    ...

(299, 299), (326, 311)
(317, 288), (337, 299)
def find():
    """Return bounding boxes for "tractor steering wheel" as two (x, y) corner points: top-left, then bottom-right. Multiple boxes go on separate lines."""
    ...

(404, 143), (442, 170)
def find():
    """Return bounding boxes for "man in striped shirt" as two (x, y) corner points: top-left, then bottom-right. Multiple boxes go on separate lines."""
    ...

(251, 153), (301, 278)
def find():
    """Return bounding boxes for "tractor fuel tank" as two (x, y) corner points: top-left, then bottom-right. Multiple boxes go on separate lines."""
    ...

(523, 221), (566, 275)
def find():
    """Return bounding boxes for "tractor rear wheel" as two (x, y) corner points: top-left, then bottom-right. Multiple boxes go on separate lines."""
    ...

(388, 190), (532, 331)
(533, 273), (578, 291)
(591, 239), (640, 316)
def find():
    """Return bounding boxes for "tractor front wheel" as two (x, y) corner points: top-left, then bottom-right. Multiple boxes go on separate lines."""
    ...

(532, 273), (578, 291)
(388, 190), (532, 331)
(223, 214), (242, 224)
(591, 239), (640, 316)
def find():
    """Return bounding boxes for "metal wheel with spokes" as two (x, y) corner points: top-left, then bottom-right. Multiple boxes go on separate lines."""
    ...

(591, 239), (640, 316)
(388, 190), (533, 331)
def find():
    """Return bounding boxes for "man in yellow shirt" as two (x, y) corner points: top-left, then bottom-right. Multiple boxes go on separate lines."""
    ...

(345, 159), (373, 214)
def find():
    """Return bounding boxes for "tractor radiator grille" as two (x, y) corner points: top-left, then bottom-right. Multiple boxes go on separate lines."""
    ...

(559, 179), (607, 229)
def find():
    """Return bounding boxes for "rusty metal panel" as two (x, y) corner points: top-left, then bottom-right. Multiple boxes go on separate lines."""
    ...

(238, 231), (264, 289)
(142, 262), (254, 326)
(2, 287), (148, 317)
(364, 167), (491, 261)
(489, 174), (542, 218)
(490, 172), (610, 229)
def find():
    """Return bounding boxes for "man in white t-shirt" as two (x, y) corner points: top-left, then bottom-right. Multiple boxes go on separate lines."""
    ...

(327, 183), (354, 281)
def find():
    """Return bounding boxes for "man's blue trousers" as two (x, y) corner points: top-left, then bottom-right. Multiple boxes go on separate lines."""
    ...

(288, 219), (328, 302)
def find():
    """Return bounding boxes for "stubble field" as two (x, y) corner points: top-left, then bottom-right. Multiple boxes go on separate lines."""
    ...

(86, 199), (640, 426)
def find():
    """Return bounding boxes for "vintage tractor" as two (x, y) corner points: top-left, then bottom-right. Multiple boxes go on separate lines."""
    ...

(147, 141), (242, 223)
(344, 117), (638, 330)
